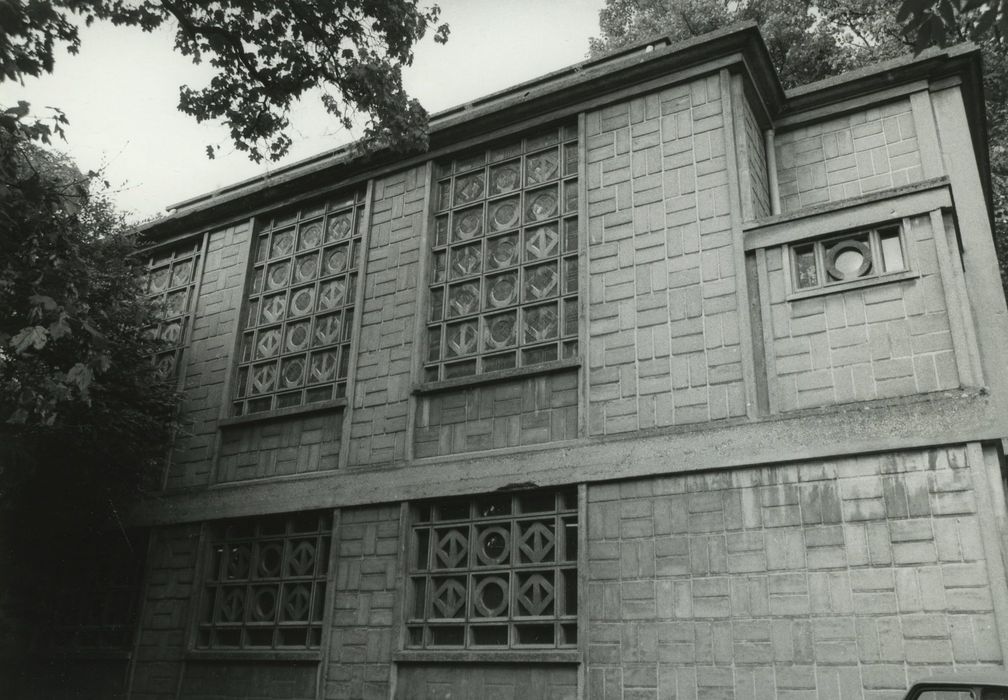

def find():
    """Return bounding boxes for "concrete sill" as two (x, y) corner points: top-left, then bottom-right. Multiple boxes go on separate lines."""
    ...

(786, 270), (920, 301)
(186, 649), (321, 663)
(394, 649), (580, 664)
(218, 398), (347, 428)
(413, 358), (581, 395)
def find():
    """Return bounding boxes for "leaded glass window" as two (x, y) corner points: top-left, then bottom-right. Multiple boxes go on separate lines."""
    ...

(196, 513), (331, 651)
(143, 240), (201, 378)
(425, 125), (580, 381)
(406, 489), (578, 650)
(791, 224), (906, 292)
(234, 190), (366, 415)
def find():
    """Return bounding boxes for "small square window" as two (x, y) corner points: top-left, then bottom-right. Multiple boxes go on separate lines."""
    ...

(790, 225), (906, 292)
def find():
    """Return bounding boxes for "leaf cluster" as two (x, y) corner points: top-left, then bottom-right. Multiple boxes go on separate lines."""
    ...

(0, 107), (180, 533)
(1, 1), (449, 162)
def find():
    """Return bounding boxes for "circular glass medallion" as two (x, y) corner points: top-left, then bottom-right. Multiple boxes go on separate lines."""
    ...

(285, 322), (310, 352)
(252, 587), (277, 620)
(258, 543), (283, 577)
(267, 261), (290, 290)
(454, 208), (483, 240)
(474, 576), (509, 617)
(290, 287), (314, 317)
(281, 357), (305, 387)
(477, 526), (510, 565)
(487, 274), (517, 308)
(488, 235), (518, 269)
(527, 191), (558, 221)
(826, 238), (871, 281)
(485, 313), (516, 350)
(490, 199), (520, 231)
(295, 255), (318, 282)
(324, 247), (348, 275)
(490, 163), (519, 195)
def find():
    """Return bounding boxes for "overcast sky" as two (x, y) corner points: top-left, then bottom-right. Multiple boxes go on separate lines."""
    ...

(9, 0), (606, 221)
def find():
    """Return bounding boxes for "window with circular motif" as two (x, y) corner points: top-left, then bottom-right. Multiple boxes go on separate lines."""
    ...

(234, 190), (366, 415)
(426, 125), (580, 382)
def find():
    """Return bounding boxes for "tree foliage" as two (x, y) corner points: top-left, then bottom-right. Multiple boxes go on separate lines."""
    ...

(590, 0), (1008, 293)
(897, 0), (1008, 51)
(0, 106), (179, 521)
(1, 0), (449, 162)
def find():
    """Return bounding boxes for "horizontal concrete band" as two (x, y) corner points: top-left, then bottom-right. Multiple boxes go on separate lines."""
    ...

(743, 178), (952, 250)
(132, 390), (1007, 526)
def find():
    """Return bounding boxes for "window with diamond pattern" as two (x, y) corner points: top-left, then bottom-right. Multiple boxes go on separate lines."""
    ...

(425, 125), (579, 381)
(234, 190), (365, 415)
(406, 489), (578, 650)
(195, 513), (331, 651)
(143, 240), (201, 379)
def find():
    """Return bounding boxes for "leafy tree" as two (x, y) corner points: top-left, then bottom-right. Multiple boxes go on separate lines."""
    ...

(590, 0), (1008, 292)
(1, 0), (449, 162)
(896, 0), (1008, 51)
(0, 107), (179, 657)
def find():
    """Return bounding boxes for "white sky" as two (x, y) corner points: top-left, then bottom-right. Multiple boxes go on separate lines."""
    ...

(6, 1), (606, 221)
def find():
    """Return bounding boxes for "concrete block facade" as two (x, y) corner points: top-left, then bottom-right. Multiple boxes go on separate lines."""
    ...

(764, 213), (959, 411)
(585, 447), (1002, 699)
(586, 74), (748, 434)
(24, 27), (1008, 700)
(774, 99), (924, 213)
(414, 370), (579, 458)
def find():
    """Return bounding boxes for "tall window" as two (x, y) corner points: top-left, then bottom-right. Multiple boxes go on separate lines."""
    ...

(143, 240), (201, 378)
(406, 489), (578, 650)
(195, 512), (331, 651)
(234, 190), (366, 415)
(425, 125), (580, 382)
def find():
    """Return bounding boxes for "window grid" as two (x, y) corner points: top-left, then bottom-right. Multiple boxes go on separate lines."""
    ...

(143, 241), (201, 378)
(47, 534), (144, 652)
(406, 489), (578, 650)
(425, 124), (580, 382)
(195, 513), (332, 652)
(791, 224), (905, 292)
(234, 190), (366, 415)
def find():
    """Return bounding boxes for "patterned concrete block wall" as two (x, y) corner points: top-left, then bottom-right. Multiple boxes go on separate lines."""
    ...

(586, 73), (747, 436)
(216, 411), (342, 482)
(326, 504), (401, 700)
(775, 99), (923, 213)
(179, 660), (316, 699)
(130, 525), (201, 700)
(743, 98), (770, 220)
(766, 214), (958, 411)
(349, 168), (425, 467)
(586, 446), (1003, 699)
(395, 663), (578, 699)
(413, 369), (578, 458)
(166, 223), (251, 491)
